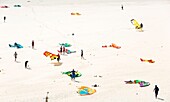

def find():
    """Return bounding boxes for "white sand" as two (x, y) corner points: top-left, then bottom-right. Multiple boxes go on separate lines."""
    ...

(0, 0), (170, 102)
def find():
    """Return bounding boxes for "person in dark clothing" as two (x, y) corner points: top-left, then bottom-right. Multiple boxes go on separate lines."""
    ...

(153, 85), (159, 99)
(60, 46), (63, 54)
(81, 49), (84, 59)
(57, 53), (60, 62)
(14, 51), (17, 61)
(32, 40), (34, 49)
(3, 16), (6, 23)
(25, 61), (29, 68)
(121, 5), (123, 10)
(45, 92), (49, 102)
(140, 23), (143, 28)
(14, 42), (17, 46)
(70, 69), (77, 81)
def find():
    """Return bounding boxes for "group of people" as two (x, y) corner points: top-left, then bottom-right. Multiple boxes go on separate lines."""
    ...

(14, 51), (29, 69)
(59, 46), (66, 55)
(13, 40), (84, 69)
(13, 40), (35, 69)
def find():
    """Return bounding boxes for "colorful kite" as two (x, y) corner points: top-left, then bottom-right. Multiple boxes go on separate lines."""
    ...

(58, 49), (76, 54)
(43, 51), (58, 60)
(77, 86), (96, 96)
(71, 12), (81, 15)
(131, 19), (143, 31)
(102, 43), (121, 49)
(140, 58), (155, 63)
(9, 42), (23, 49)
(62, 71), (82, 78)
(59, 43), (71, 47)
(124, 80), (150, 87)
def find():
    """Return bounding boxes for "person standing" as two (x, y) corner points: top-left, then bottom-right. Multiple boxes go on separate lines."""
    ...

(140, 23), (143, 28)
(81, 49), (84, 59)
(3, 16), (6, 23)
(32, 40), (34, 49)
(60, 46), (62, 54)
(153, 85), (159, 99)
(14, 51), (17, 61)
(45, 92), (49, 102)
(121, 5), (123, 10)
(70, 69), (76, 81)
(57, 53), (60, 62)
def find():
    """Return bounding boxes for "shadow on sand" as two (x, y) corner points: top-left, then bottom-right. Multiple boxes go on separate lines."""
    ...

(158, 97), (164, 101)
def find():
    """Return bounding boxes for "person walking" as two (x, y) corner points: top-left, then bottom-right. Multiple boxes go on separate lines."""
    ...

(153, 85), (159, 99)
(14, 51), (17, 61)
(25, 61), (29, 68)
(32, 40), (34, 49)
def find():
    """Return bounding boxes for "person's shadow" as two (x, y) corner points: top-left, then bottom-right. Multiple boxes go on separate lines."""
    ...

(158, 97), (164, 101)
(15, 61), (21, 63)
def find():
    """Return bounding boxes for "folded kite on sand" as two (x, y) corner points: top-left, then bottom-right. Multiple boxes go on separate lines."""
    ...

(102, 43), (121, 49)
(71, 12), (81, 15)
(9, 42), (23, 49)
(131, 19), (143, 32)
(124, 80), (150, 87)
(62, 71), (82, 78)
(77, 86), (96, 96)
(140, 58), (155, 63)
(14, 5), (21, 7)
(43, 51), (58, 60)
(59, 43), (71, 47)
(58, 49), (76, 54)
(139, 81), (150, 87)
(0, 6), (9, 8)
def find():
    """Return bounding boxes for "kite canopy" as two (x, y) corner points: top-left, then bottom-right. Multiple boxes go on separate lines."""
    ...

(140, 81), (150, 87)
(77, 86), (96, 96)
(66, 49), (76, 54)
(0, 6), (9, 8)
(43, 51), (58, 60)
(125, 80), (150, 87)
(131, 19), (143, 31)
(62, 71), (82, 78)
(58, 49), (76, 54)
(140, 58), (155, 63)
(9, 42), (23, 49)
(59, 43), (71, 47)
(102, 43), (121, 49)
(14, 5), (21, 7)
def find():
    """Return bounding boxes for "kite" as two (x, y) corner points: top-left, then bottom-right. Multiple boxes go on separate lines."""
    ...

(43, 51), (58, 60)
(131, 19), (143, 31)
(62, 71), (82, 78)
(77, 86), (96, 96)
(59, 43), (71, 47)
(102, 43), (121, 49)
(140, 58), (155, 63)
(71, 12), (81, 15)
(9, 42), (23, 49)
(124, 80), (150, 87)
